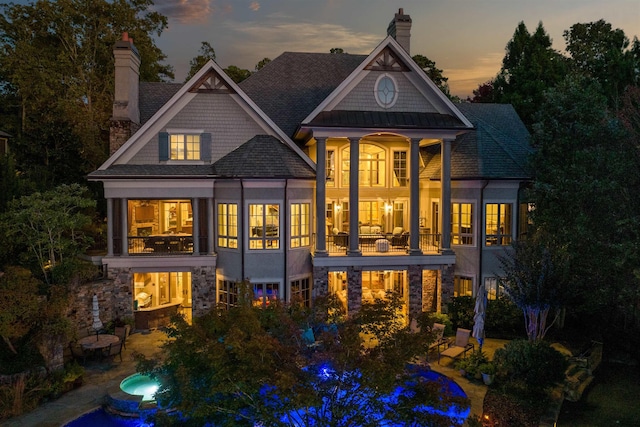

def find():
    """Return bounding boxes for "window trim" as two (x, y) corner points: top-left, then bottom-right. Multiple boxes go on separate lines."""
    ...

(451, 201), (475, 246)
(290, 201), (311, 249)
(454, 275), (474, 297)
(392, 150), (408, 187)
(374, 73), (399, 109)
(217, 202), (238, 250)
(247, 201), (281, 251)
(485, 202), (513, 246)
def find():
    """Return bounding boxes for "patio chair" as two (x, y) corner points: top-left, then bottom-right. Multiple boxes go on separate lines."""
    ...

(438, 328), (474, 364)
(428, 323), (448, 354)
(114, 324), (131, 350)
(69, 341), (87, 364)
(102, 341), (123, 362)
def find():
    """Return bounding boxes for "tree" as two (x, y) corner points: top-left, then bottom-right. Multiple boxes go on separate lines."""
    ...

(564, 20), (640, 108)
(137, 288), (468, 426)
(254, 57), (271, 71)
(329, 47), (345, 54)
(492, 21), (568, 128)
(528, 75), (639, 339)
(0, 0), (173, 188)
(185, 41), (216, 82)
(0, 267), (42, 356)
(468, 80), (497, 103)
(412, 54), (452, 97)
(497, 237), (570, 342)
(223, 65), (252, 83)
(1, 184), (95, 283)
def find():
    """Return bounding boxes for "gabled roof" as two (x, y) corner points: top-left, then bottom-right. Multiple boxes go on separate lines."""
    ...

(139, 82), (182, 125)
(99, 59), (314, 171)
(421, 103), (533, 180)
(240, 52), (366, 137)
(211, 135), (315, 179)
(87, 164), (213, 179)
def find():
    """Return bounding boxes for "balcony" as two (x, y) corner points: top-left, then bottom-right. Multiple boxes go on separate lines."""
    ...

(128, 235), (194, 255)
(324, 231), (440, 255)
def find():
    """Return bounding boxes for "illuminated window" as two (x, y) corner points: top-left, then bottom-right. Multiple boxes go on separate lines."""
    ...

(359, 201), (383, 229)
(249, 204), (279, 249)
(485, 203), (512, 246)
(341, 143), (386, 187)
(253, 282), (279, 307)
(326, 149), (335, 186)
(454, 276), (473, 297)
(217, 203), (238, 248)
(484, 277), (504, 301)
(170, 134), (200, 160)
(393, 151), (407, 187)
(218, 279), (238, 308)
(452, 203), (473, 245)
(290, 203), (310, 248)
(291, 277), (311, 307)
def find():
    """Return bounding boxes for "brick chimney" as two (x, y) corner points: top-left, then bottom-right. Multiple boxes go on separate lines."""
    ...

(110, 32), (140, 155)
(387, 8), (412, 54)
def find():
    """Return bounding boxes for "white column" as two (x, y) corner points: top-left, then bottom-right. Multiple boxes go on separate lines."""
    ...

(106, 198), (114, 256)
(315, 137), (327, 255)
(409, 138), (422, 254)
(192, 198), (200, 254)
(121, 198), (128, 256)
(348, 137), (361, 256)
(440, 138), (453, 253)
(207, 197), (215, 254)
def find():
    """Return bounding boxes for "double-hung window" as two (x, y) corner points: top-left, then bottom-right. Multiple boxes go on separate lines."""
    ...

(393, 151), (407, 187)
(451, 203), (473, 245)
(249, 203), (279, 249)
(290, 203), (310, 248)
(485, 203), (512, 246)
(484, 277), (503, 301)
(218, 279), (238, 308)
(159, 131), (211, 162)
(290, 277), (311, 307)
(218, 203), (238, 249)
(454, 276), (473, 297)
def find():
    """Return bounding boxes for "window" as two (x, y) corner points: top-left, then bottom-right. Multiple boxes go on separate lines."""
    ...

(253, 282), (279, 307)
(454, 276), (473, 297)
(170, 134), (200, 160)
(393, 151), (407, 187)
(249, 204), (279, 249)
(291, 277), (311, 307)
(134, 272), (191, 310)
(326, 149), (335, 186)
(290, 203), (310, 248)
(218, 279), (238, 308)
(484, 277), (503, 301)
(218, 203), (238, 248)
(359, 201), (383, 229)
(375, 73), (398, 108)
(341, 143), (386, 187)
(451, 203), (474, 245)
(485, 203), (512, 246)
(393, 201), (405, 229)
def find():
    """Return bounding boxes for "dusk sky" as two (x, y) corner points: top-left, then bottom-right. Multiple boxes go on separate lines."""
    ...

(148, 0), (639, 98)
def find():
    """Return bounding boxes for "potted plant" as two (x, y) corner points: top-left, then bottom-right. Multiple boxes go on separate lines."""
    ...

(455, 358), (469, 377)
(479, 362), (496, 385)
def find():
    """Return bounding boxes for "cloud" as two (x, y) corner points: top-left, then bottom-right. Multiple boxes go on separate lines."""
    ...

(445, 52), (503, 98)
(249, 2), (260, 12)
(153, 0), (215, 24)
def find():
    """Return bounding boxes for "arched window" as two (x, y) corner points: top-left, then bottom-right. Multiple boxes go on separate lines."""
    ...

(341, 143), (386, 187)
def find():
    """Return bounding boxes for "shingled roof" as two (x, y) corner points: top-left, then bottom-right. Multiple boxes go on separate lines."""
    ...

(240, 52), (367, 138)
(421, 103), (533, 180)
(87, 164), (214, 179)
(139, 82), (182, 125)
(309, 110), (467, 129)
(211, 135), (316, 179)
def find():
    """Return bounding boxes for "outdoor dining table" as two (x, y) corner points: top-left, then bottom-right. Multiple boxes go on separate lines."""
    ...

(78, 334), (120, 351)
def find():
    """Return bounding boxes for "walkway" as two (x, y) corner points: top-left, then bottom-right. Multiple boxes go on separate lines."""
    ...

(4, 332), (507, 427)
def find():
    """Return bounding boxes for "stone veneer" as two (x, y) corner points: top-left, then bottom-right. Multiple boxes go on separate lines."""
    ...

(408, 265), (423, 318)
(312, 266), (329, 298)
(346, 266), (363, 314)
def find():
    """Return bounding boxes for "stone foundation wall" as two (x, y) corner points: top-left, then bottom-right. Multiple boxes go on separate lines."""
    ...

(408, 265), (422, 318)
(312, 266), (329, 298)
(191, 266), (216, 317)
(440, 264), (455, 311)
(346, 266), (362, 314)
(422, 270), (437, 312)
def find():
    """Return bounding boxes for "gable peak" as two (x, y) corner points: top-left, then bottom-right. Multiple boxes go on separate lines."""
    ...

(188, 69), (233, 93)
(365, 46), (409, 72)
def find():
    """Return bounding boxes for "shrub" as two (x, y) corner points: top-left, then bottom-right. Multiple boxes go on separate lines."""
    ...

(447, 296), (474, 329)
(485, 295), (522, 338)
(493, 339), (568, 392)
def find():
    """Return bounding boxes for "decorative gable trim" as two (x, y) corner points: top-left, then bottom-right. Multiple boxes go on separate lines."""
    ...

(365, 47), (409, 72)
(189, 70), (233, 94)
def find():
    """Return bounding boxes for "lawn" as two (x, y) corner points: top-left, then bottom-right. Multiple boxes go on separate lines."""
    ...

(557, 361), (639, 426)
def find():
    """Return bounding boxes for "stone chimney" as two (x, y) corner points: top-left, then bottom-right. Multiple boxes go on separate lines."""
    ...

(110, 32), (140, 155)
(387, 8), (412, 54)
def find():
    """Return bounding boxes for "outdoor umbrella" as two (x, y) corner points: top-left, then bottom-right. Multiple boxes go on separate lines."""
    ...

(472, 283), (488, 349)
(91, 294), (103, 339)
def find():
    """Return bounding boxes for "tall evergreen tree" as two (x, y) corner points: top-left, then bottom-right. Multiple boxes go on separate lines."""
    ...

(493, 21), (568, 128)
(0, 0), (173, 188)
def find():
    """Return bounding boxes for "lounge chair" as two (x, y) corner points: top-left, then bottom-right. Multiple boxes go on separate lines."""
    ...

(428, 323), (448, 355)
(438, 328), (474, 364)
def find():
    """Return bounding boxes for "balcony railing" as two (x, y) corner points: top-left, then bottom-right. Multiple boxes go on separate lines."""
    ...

(324, 232), (441, 255)
(128, 235), (194, 255)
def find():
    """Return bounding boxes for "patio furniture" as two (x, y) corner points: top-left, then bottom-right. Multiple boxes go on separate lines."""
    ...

(114, 324), (131, 350)
(438, 328), (474, 364)
(102, 341), (123, 362)
(69, 341), (87, 364)
(428, 323), (448, 354)
(391, 230), (409, 248)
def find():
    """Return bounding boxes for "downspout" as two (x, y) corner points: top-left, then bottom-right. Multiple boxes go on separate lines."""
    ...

(284, 179), (289, 302)
(241, 179), (245, 284)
